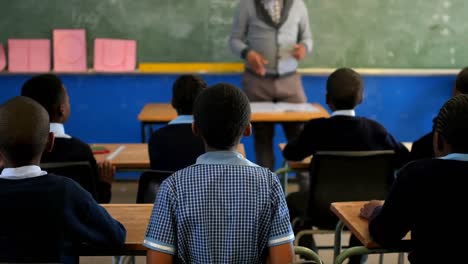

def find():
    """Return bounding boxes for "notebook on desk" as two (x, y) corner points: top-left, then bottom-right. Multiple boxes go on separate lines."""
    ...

(91, 145), (110, 154)
(250, 102), (319, 113)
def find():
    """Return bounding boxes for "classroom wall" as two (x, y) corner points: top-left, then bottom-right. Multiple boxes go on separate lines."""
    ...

(0, 74), (454, 172)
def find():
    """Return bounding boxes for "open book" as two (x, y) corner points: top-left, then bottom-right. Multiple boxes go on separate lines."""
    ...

(250, 102), (319, 113)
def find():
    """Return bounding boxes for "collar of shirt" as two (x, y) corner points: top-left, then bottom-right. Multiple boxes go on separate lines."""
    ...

(196, 151), (259, 167)
(0, 165), (47, 180)
(331, 109), (356, 117)
(168, 115), (194, 125)
(50, 123), (72, 139)
(438, 153), (468, 161)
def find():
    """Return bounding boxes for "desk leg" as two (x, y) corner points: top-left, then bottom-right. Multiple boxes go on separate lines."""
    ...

(141, 123), (146, 143)
(333, 220), (345, 262)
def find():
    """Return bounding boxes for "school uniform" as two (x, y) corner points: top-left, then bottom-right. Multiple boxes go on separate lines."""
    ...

(148, 115), (205, 171)
(144, 151), (294, 263)
(410, 131), (434, 161)
(41, 123), (111, 203)
(283, 110), (409, 264)
(368, 154), (468, 264)
(0, 165), (126, 263)
(283, 110), (409, 167)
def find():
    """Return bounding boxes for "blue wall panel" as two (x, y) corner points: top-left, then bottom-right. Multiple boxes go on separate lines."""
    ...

(0, 73), (454, 172)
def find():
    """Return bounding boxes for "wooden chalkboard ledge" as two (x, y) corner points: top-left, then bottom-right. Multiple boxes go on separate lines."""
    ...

(299, 68), (460, 76)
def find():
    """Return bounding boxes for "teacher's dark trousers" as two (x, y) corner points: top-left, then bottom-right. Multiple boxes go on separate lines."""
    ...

(242, 71), (307, 170)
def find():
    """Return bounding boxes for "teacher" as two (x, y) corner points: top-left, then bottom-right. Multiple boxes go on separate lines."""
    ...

(229, 0), (313, 170)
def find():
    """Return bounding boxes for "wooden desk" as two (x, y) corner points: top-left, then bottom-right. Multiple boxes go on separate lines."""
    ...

(91, 143), (246, 171)
(101, 204), (152, 254)
(138, 103), (330, 142)
(331, 201), (410, 264)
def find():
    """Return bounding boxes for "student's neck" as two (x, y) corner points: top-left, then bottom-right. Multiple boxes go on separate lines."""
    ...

(205, 145), (238, 152)
(3, 159), (41, 168)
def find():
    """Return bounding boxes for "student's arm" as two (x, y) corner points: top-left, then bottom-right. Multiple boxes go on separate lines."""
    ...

(144, 178), (178, 263)
(267, 175), (295, 263)
(282, 122), (315, 161)
(85, 144), (112, 203)
(360, 167), (414, 246)
(65, 181), (126, 249)
(267, 243), (294, 264)
(147, 249), (173, 264)
(297, 0), (313, 54)
(229, 0), (250, 58)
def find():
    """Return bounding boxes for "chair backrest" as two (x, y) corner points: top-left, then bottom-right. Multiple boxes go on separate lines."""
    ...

(136, 170), (174, 203)
(41, 161), (97, 200)
(308, 150), (395, 229)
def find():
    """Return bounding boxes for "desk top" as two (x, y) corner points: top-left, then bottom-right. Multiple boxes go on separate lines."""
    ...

(102, 204), (152, 252)
(138, 103), (330, 123)
(330, 201), (410, 248)
(91, 143), (246, 170)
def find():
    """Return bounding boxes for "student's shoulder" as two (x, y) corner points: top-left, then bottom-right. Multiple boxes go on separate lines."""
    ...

(357, 117), (391, 132)
(397, 159), (439, 180)
(55, 137), (92, 152)
(150, 124), (192, 139)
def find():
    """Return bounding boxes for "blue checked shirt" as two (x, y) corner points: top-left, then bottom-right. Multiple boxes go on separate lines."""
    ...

(144, 151), (294, 263)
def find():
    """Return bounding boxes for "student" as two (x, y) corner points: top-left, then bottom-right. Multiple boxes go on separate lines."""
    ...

(410, 67), (468, 161)
(283, 68), (409, 264)
(148, 74), (206, 171)
(360, 94), (468, 263)
(144, 84), (295, 263)
(0, 97), (126, 263)
(21, 74), (114, 203)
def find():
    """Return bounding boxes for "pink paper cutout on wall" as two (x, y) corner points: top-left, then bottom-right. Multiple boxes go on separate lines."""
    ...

(7, 39), (51, 72)
(94, 38), (136, 72)
(53, 29), (87, 72)
(0, 44), (5, 71)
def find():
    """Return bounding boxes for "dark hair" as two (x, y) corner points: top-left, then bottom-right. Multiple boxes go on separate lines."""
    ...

(455, 67), (468, 94)
(193, 83), (251, 150)
(326, 68), (363, 110)
(172, 75), (207, 115)
(0, 96), (50, 165)
(434, 94), (468, 153)
(21, 74), (65, 119)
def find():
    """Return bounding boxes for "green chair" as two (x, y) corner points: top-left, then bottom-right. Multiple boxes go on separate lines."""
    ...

(294, 246), (323, 264)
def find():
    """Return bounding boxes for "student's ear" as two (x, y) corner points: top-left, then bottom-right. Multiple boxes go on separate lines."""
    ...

(453, 85), (460, 97)
(45, 132), (55, 153)
(192, 122), (199, 136)
(243, 123), (252, 137)
(357, 91), (363, 105)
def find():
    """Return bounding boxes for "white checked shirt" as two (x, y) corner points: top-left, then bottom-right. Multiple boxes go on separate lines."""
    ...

(262, 0), (283, 24)
(144, 151), (294, 263)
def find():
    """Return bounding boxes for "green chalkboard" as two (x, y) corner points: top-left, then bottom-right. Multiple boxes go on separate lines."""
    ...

(1, 0), (467, 68)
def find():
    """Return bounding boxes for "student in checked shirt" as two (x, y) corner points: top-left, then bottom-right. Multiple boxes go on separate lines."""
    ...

(144, 83), (295, 263)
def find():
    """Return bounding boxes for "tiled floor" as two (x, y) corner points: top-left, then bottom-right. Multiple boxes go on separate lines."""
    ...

(80, 181), (408, 264)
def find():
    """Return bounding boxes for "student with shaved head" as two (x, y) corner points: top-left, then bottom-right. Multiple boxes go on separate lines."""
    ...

(0, 97), (125, 263)
(21, 74), (114, 203)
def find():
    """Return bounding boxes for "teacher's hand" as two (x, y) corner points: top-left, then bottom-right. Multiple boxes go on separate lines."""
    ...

(247, 50), (268, 76)
(292, 44), (307, 61)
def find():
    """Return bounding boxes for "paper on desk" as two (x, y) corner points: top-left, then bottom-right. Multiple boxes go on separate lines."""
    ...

(53, 29), (87, 72)
(94, 38), (136, 72)
(8, 39), (50, 72)
(250, 102), (318, 113)
(0, 44), (5, 71)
